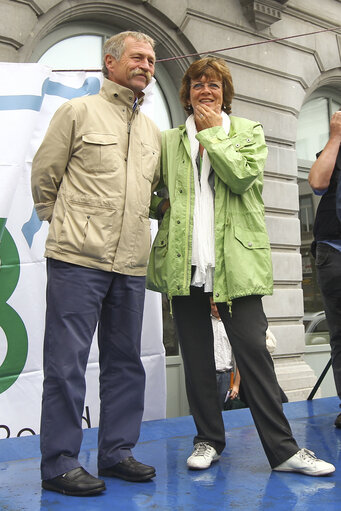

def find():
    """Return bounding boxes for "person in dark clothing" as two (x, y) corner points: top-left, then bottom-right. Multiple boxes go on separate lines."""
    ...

(309, 110), (341, 428)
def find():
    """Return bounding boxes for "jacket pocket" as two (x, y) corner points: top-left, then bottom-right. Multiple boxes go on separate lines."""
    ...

(82, 133), (118, 171)
(234, 226), (270, 249)
(146, 223), (169, 293)
(57, 203), (118, 261)
(226, 225), (272, 296)
(129, 215), (151, 268)
(141, 142), (159, 182)
(315, 244), (331, 267)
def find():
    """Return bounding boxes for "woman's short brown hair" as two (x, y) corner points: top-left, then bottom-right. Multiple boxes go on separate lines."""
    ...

(179, 57), (234, 115)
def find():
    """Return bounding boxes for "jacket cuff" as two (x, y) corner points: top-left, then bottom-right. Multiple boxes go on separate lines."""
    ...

(34, 203), (54, 222)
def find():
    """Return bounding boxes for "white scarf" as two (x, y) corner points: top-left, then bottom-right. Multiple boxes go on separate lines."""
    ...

(185, 112), (231, 291)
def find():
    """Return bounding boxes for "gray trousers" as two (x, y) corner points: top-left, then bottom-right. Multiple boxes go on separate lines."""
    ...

(316, 243), (341, 399)
(172, 287), (299, 468)
(40, 258), (146, 480)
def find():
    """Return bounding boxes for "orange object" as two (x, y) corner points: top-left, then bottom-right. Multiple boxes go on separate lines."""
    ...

(230, 371), (234, 388)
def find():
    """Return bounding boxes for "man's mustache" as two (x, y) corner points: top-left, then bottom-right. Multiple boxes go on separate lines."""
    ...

(130, 69), (152, 84)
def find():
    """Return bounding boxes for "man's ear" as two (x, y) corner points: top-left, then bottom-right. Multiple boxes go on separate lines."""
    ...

(105, 54), (116, 73)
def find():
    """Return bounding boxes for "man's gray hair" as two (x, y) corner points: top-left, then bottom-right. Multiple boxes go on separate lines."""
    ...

(102, 31), (155, 77)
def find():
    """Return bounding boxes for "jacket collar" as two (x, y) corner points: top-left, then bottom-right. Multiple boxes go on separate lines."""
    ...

(99, 78), (145, 110)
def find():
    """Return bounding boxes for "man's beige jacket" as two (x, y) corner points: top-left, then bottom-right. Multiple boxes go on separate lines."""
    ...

(32, 78), (161, 276)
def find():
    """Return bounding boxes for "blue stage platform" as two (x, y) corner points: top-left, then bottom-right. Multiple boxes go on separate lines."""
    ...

(1, 397), (340, 510)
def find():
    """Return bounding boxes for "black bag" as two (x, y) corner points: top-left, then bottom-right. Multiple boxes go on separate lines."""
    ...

(224, 396), (247, 411)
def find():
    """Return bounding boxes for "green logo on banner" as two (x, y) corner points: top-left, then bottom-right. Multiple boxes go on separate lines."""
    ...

(0, 218), (28, 393)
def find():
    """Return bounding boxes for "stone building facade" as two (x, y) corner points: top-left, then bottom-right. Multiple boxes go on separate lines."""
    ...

(1, 0), (341, 406)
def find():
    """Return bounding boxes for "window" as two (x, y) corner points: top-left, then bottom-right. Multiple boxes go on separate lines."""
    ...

(296, 98), (330, 163)
(299, 195), (314, 234)
(38, 35), (103, 70)
(304, 312), (330, 346)
(297, 94), (341, 174)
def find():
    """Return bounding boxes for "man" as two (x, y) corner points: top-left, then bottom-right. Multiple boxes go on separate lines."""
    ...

(31, 31), (161, 496)
(210, 298), (240, 411)
(309, 110), (341, 428)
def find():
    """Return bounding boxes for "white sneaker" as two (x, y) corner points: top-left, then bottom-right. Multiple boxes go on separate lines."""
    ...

(273, 448), (335, 476)
(186, 442), (220, 470)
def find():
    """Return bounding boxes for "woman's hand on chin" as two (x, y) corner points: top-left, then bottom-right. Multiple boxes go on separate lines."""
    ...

(193, 104), (223, 131)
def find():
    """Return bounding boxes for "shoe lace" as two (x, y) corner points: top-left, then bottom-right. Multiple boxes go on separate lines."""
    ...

(193, 442), (212, 458)
(299, 448), (318, 465)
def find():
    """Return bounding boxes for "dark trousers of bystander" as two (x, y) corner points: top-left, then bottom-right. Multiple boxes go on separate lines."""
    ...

(316, 243), (341, 398)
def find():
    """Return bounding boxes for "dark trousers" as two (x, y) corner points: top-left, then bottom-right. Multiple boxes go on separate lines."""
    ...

(316, 243), (341, 398)
(216, 370), (231, 410)
(40, 258), (146, 480)
(172, 287), (299, 468)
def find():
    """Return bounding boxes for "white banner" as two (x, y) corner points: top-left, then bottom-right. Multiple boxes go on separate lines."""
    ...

(0, 63), (166, 438)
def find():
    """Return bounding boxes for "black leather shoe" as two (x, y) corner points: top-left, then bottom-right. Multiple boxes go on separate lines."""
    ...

(98, 456), (156, 482)
(335, 413), (341, 428)
(42, 467), (106, 496)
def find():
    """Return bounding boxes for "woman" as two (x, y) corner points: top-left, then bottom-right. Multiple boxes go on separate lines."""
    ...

(147, 57), (334, 476)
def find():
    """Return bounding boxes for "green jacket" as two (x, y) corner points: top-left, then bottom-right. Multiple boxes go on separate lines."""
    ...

(147, 115), (273, 304)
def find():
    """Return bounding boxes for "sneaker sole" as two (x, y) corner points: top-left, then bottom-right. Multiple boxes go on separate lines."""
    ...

(273, 467), (335, 477)
(187, 455), (221, 470)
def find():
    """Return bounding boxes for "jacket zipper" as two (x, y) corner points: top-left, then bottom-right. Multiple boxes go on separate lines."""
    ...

(127, 98), (138, 136)
(183, 155), (192, 291)
(224, 186), (232, 315)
